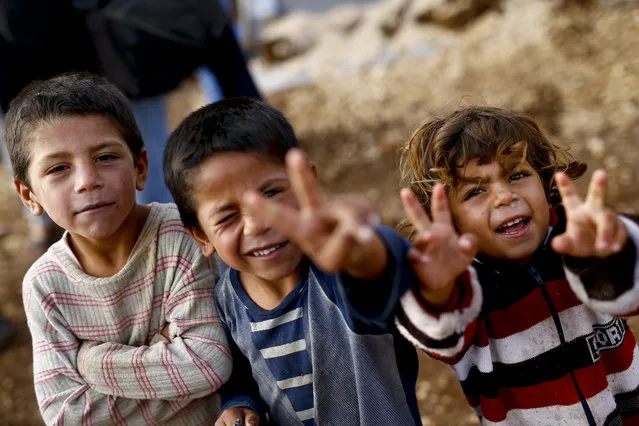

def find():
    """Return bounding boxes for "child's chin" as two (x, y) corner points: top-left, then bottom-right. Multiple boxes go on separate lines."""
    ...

(500, 246), (537, 262)
(258, 264), (300, 281)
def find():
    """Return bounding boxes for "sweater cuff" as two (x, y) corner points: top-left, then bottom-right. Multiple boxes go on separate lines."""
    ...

(564, 216), (639, 315)
(77, 340), (100, 384)
(395, 266), (482, 345)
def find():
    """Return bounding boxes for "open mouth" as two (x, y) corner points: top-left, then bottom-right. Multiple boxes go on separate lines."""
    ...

(249, 242), (287, 257)
(496, 216), (531, 235)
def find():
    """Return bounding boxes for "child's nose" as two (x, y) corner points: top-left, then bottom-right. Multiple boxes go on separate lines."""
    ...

(493, 187), (517, 208)
(74, 164), (104, 193)
(242, 213), (269, 236)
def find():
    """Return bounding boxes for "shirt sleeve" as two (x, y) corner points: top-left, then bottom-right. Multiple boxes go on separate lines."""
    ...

(26, 278), (210, 425)
(338, 225), (415, 329)
(563, 215), (639, 316)
(394, 267), (483, 362)
(78, 253), (233, 400)
(25, 281), (108, 425)
(217, 327), (268, 422)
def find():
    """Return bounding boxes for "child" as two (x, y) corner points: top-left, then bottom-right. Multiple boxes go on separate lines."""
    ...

(163, 98), (422, 425)
(394, 106), (639, 425)
(5, 73), (232, 425)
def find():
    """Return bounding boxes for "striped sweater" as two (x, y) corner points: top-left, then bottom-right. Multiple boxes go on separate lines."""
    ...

(23, 203), (232, 426)
(396, 211), (639, 425)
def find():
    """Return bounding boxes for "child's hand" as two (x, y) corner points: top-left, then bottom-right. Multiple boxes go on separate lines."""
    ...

(215, 407), (259, 426)
(552, 170), (627, 258)
(401, 185), (477, 306)
(243, 148), (386, 279)
(160, 324), (172, 342)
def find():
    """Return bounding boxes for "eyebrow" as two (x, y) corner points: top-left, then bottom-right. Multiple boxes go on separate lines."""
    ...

(209, 177), (289, 216)
(210, 203), (236, 216)
(456, 163), (530, 187)
(256, 177), (288, 192)
(456, 176), (488, 186)
(38, 140), (125, 162)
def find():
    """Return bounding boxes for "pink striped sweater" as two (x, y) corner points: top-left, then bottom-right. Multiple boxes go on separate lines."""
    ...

(23, 203), (232, 425)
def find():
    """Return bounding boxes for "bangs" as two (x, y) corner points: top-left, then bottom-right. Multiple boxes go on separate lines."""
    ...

(432, 113), (538, 187)
(450, 140), (529, 183)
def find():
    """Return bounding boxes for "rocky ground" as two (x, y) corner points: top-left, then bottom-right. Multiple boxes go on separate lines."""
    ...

(1, 0), (638, 424)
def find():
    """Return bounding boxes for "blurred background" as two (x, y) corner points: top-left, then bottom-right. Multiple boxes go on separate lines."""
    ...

(1, 0), (638, 424)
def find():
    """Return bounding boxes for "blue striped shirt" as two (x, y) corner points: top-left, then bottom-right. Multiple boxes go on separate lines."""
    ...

(216, 226), (421, 425)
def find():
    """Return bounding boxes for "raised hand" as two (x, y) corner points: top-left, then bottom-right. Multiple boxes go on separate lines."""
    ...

(552, 169), (627, 258)
(243, 148), (386, 279)
(401, 185), (477, 306)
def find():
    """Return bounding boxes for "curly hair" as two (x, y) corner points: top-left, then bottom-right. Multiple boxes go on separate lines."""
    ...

(401, 106), (586, 217)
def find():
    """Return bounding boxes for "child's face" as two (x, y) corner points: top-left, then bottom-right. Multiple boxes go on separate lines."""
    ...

(189, 151), (304, 286)
(447, 157), (550, 262)
(17, 115), (147, 241)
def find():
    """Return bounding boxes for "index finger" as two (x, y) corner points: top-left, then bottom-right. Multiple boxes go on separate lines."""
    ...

(286, 148), (324, 211)
(430, 183), (453, 225)
(554, 172), (583, 212)
(400, 188), (431, 234)
(585, 169), (607, 210)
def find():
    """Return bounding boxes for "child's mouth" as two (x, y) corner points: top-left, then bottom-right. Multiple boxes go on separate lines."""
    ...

(249, 242), (287, 257)
(496, 216), (531, 235)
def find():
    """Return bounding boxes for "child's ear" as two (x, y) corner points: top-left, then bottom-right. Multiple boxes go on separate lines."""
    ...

(14, 178), (44, 216)
(187, 227), (216, 257)
(134, 148), (149, 191)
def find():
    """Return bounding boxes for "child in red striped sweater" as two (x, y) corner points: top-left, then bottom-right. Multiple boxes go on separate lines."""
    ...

(395, 106), (639, 425)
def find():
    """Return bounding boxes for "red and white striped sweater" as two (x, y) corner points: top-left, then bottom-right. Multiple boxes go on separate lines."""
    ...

(396, 211), (639, 425)
(23, 203), (232, 425)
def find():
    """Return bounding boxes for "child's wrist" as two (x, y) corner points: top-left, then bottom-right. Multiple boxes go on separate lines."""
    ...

(345, 234), (388, 280)
(419, 281), (458, 309)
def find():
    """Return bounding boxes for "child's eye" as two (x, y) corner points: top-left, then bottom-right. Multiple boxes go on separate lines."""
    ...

(96, 153), (117, 162)
(464, 187), (484, 200)
(46, 164), (68, 175)
(509, 171), (530, 182)
(263, 188), (283, 198)
(216, 213), (237, 226)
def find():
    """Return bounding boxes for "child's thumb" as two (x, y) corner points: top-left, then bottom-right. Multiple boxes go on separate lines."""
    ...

(244, 411), (260, 426)
(459, 234), (478, 257)
(551, 234), (573, 254)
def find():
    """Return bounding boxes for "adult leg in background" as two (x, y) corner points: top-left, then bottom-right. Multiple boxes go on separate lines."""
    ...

(132, 67), (225, 206)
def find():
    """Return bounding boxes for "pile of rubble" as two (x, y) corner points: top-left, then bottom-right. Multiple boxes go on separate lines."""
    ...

(260, 0), (500, 64)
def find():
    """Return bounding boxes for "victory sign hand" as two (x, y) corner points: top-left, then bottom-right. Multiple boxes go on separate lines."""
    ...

(243, 148), (386, 278)
(552, 170), (627, 258)
(401, 185), (477, 306)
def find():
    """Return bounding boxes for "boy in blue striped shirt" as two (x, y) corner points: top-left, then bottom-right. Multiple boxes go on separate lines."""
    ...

(164, 98), (421, 425)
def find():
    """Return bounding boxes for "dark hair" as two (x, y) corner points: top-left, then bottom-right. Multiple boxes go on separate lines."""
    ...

(402, 106), (587, 216)
(4, 72), (144, 187)
(164, 97), (299, 231)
